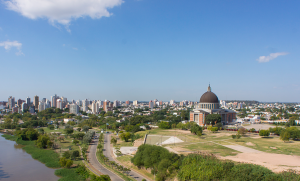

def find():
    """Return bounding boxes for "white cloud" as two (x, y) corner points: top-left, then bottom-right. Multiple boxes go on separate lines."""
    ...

(0, 40), (23, 55)
(4, 0), (123, 32)
(72, 47), (78, 50)
(257, 52), (289, 63)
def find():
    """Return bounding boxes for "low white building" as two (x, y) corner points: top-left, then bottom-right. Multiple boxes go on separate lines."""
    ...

(64, 118), (75, 123)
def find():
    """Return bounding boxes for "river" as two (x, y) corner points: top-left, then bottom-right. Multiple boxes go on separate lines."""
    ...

(0, 134), (59, 181)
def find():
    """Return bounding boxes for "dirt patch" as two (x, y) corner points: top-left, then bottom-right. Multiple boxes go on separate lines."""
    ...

(270, 147), (277, 149)
(246, 142), (255, 146)
(221, 152), (300, 173)
(133, 138), (144, 147)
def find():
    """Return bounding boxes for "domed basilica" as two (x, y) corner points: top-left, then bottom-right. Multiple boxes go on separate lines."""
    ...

(190, 85), (236, 126)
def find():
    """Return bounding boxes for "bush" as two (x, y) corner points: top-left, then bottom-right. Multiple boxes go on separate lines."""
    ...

(63, 151), (71, 159)
(259, 130), (270, 137)
(250, 128), (256, 133)
(238, 128), (247, 136)
(35, 135), (53, 149)
(190, 124), (202, 136)
(48, 125), (55, 130)
(210, 127), (219, 132)
(159, 121), (171, 129)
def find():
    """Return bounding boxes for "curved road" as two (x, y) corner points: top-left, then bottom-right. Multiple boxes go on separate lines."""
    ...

(88, 134), (123, 181)
(103, 133), (147, 181)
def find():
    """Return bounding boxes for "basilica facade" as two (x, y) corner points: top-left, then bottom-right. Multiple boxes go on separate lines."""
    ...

(190, 85), (236, 126)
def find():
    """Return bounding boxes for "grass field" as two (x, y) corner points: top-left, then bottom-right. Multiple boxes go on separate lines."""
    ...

(145, 128), (300, 157)
(225, 136), (300, 156)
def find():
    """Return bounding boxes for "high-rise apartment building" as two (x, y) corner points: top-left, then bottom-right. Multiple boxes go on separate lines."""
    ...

(159, 101), (163, 106)
(8, 96), (15, 109)
(21, 102), (27, 112)
(38, 101), (46, 112)
(34, 95), (39, 110)
(51, 94), (57, 108)
(70, 104), (79, 114)
(133, 100), (138, 106)
(113, 100), (119, 107)
(82, 99), (88, 112)
(92, 102), (99, 114)
(17, 99), (23, 107)
(125, 100), (130, 105)
(56, 99), (62, 109)
(170, 100), (175, 105)
(26, 97), (31, 106)
(149, 100), (154, 109)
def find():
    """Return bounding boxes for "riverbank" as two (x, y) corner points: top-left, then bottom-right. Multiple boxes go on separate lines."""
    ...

(1, 134), (83, 181)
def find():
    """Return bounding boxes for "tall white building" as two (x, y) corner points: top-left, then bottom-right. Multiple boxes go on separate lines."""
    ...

(76, 100), (82, 106)
(82, 99), (88, 112)
(133, 100), (138, 106)
(56, 99), (63, 109)
(38, 101), (46, 112)
(170, 100), (175, 105)
(70, 104), (79, 114)
(92, 102), (99, 114)
(149, 100), (154, 109)
(113, 100), (119, 107)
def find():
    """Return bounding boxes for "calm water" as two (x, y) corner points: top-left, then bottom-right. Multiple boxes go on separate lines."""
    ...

(0, 134), (59, 181)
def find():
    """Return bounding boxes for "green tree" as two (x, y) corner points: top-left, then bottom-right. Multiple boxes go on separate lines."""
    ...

(280, 131), (290, 142)
(111, 137), (117, 146)
(59, 157), (67, 167)
(120, 132), (131, 142)
(71, 150), (80, 160)
(73, 139), (79, 145)
(205, 114), (221, 125)
(82, 125), (90, 133)
(35, 135), (52, 148)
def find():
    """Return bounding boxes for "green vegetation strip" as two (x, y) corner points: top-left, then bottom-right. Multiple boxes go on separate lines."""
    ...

(55, 168), (85, 181)
(96, 150), (134, 181)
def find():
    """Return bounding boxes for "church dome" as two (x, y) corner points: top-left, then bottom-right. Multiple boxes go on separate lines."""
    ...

(199, 85), (219, 103)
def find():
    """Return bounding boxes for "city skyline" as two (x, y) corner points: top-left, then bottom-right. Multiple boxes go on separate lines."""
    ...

(1, 0), (300, 102)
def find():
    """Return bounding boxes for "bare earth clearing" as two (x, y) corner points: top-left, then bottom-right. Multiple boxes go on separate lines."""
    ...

(145, 128), (300, 173)
(222, 152), (300, 172)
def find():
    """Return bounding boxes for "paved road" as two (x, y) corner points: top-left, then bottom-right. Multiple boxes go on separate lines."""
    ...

(88, 134), (123, 181)
(104, 133), (147, 181)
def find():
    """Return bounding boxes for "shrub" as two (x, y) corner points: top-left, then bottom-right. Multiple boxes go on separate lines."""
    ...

(159, 121), (171, 129)
(259, 130), (270, 137)
(35, 135), (53, 148)
(211, 127), (219, 132)
(48, 125), (55, 130)
(238, 128), (247, 136)
(63, 151), (71, 159)
(250, 128), (256, 132)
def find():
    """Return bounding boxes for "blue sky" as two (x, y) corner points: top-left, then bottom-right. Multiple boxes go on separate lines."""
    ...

(0, 0), (299, 102)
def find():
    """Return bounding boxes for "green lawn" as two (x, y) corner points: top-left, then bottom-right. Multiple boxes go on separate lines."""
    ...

(225, 136), (300, 156)
(183, 142), (240, 156)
